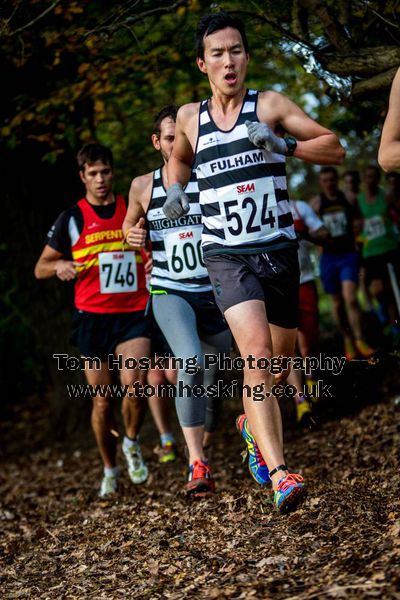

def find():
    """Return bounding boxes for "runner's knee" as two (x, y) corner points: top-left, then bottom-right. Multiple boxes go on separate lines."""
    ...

(93, 396), (112, 415)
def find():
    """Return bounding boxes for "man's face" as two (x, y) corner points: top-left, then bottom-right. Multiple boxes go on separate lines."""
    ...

(80, 160), (113, 200)
(319, 172), (339, 196)
(364, 168), (380, 190)
(387, 174), (399, 192)
(152, 117), (175, 163)
(197, 27), (249, 95)
(344, 175), (355, 190)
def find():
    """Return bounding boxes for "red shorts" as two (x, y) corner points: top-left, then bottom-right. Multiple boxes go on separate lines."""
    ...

(298, 281), (319, 342)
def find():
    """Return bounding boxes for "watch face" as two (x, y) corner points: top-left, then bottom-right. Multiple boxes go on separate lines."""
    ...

(285, 136), (297, 156)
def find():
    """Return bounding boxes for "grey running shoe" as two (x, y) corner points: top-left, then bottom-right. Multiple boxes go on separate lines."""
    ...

(123, 441), (149, 484)
(99, 473), (119, 498)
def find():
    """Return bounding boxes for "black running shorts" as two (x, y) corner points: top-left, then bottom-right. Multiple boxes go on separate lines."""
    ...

(362, 250), (400, 287)
(204, 247), (300, 329)
(70, 309), (151, 360)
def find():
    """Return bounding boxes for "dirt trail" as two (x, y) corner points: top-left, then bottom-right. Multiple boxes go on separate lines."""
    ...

(1, 365), (399, 599)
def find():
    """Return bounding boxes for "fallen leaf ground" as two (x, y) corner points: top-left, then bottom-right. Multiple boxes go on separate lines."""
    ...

(1, 353), (399, 599)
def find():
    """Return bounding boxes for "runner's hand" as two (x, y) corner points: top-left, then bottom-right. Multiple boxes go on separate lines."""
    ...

(55, 260), (78, 281)
(142, 249), (153, 273)
(163, 183), (190, 220)
(125, 217), (146, 248)
(245, 120), (287, 155)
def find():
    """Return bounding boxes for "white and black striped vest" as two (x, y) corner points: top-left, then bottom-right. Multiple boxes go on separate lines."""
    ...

(147, 168), (212, 292)
(194, 89), (296, 256)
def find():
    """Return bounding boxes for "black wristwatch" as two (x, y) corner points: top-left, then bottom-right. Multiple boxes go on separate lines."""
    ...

(284, 136), (297, 156)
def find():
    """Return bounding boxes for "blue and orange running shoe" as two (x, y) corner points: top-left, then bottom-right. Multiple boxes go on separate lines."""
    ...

(236, 414), (270, 485)
(274, 473), (305, 513)
(185, 459), (215, 498)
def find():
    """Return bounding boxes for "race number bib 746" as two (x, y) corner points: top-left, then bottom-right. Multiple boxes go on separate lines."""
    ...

(99, 252), (138, 293)
(164, 226), (207, 280)
(217, 178), (278, 244)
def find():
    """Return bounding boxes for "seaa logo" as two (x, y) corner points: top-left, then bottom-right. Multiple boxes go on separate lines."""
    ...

(237, 183), (255, 194)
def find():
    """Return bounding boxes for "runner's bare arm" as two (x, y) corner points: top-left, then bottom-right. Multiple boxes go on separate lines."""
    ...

(378, 68), (400, 172)
(123, 174), (152, 248)
(258, 91), (345, 165)
(309, 195), (321, 213)
(167, 104), (198, 186)
(308, 225), (330, 244)
(34, 245), (78, 281)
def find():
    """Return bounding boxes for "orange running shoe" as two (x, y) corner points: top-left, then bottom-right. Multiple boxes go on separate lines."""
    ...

(344, 338), (357, 361)
(355, 338), (376, 358)
(274, 473), (305, 513)
(185, 459), (215, 498)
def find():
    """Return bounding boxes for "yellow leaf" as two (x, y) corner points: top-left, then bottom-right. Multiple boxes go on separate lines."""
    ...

(94, 99), (105, 114)
(78, 63), (90, 75)
(85, 37), (95, 49)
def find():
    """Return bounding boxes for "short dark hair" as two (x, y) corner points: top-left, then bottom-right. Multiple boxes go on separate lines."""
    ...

(196, 11), (249, 59)
(76, 143), (113, 171)
(319, 166), (338, 178)
(365, 164), (381, 181)
(152, 105), (178, 138)
(387, 171), (400, 182)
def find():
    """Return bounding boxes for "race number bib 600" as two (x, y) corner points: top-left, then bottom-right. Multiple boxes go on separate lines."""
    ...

(364, 215), (386, 241)
(99, 252), (138, 293)
(323, 211), (347, 238)
(164, 226), (207, 280)
(217, 178), (278, 244)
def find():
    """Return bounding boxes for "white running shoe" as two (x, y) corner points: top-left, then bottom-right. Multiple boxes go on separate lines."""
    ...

(99, 473), (119, 498)
(123, 440), (149, 484)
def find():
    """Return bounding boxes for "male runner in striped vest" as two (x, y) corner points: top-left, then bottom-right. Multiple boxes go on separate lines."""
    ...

(123, 106), (231, 497)
(163, 11), (345, 512)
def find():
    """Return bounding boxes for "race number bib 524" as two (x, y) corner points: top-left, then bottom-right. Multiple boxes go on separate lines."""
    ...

(164, 226), (207, 280)
(217, 178), (278, 244)
(364, 215), (386, 241)
(99, 252), (138, 293)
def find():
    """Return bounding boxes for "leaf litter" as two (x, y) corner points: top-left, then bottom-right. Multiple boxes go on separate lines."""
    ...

(0, 367), (399, 599)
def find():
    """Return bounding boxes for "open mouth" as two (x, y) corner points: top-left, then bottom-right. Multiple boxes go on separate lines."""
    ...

(225, 72), (237, 85)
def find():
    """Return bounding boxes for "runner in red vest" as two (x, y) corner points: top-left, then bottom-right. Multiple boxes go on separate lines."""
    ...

(34, 144), (151, 497)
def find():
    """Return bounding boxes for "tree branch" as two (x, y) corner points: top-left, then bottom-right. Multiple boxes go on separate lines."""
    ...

(8, 1), (60, 36)
(352, 66), (398, 98)
(84, 0), (189, 37)
(228, 8), (318, 51)
(323, 46), (400, 76)
(299, 0), (351, 48)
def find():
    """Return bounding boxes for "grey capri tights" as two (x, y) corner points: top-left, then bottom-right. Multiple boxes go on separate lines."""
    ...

(152, 293), (231, 431)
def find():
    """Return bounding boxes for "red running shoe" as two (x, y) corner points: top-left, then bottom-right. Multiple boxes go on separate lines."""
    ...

(185, 459), (215, 498)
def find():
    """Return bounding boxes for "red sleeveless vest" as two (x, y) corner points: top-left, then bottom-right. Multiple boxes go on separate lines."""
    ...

(71, 196), (148, 313)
